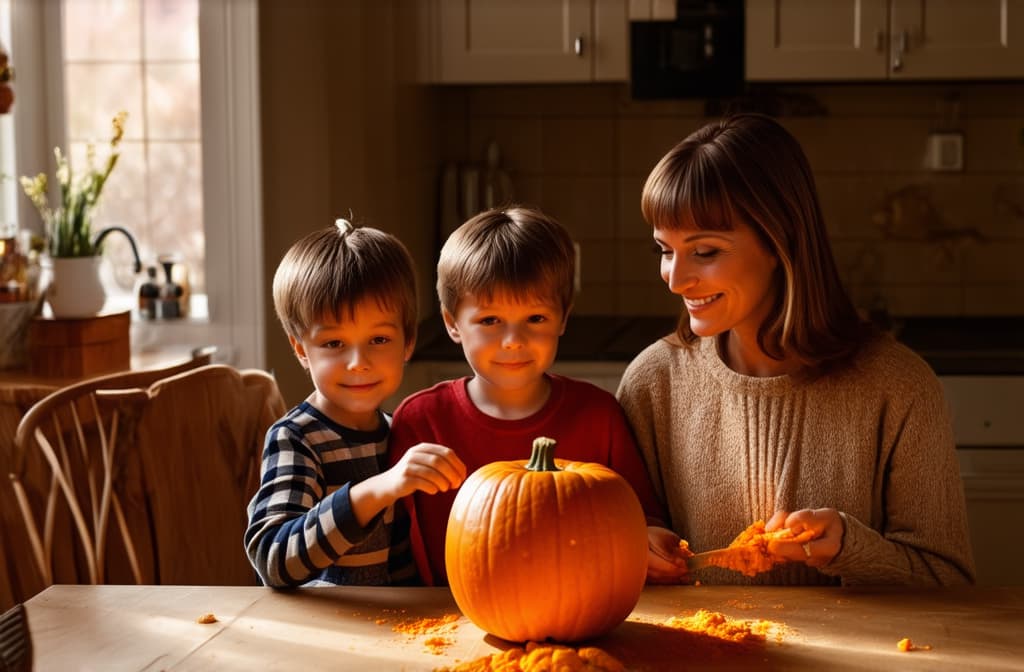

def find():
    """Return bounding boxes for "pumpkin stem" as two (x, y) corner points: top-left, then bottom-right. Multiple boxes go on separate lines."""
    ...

(526, 436), (560, 472)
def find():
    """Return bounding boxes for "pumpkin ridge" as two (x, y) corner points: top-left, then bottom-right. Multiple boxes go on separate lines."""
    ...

(504, 468), (534, 641)
(561, 467), (585, 639)
(551, 467), (575, 641)
(485, 468), (518, 640)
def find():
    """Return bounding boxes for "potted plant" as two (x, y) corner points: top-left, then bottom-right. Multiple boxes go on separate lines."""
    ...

(20, 110), (141, 318)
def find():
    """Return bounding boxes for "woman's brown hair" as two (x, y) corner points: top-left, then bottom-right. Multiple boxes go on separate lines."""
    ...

(641, 113), (871, 374)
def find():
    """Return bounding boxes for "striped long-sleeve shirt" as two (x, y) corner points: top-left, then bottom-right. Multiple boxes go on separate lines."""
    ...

(244, 402), (416, 587)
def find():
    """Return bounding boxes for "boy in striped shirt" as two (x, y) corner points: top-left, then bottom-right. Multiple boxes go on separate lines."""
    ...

(245, 220), (466, 587)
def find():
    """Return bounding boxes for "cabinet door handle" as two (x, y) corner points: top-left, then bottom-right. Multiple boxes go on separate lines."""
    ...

(574, 34), (584, 57)
(892, 29), (908, 72)
(874, 29), (885, 52)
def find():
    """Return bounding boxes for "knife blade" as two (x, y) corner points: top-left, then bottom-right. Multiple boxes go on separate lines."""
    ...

(684, 548), (737, 572)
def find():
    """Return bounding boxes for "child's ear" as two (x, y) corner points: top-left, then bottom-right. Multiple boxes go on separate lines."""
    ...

(442, 308), (462, 343)
(289, 334), (310, 369)
(404, 335), (416, 362)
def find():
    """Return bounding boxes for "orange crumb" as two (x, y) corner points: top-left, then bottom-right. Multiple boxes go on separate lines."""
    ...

(434, 641), (624, 672)
(393, 613), (460, 636)
(663, 609), (776, 644)
(424, 636), (453, 655)
(897, 637), (932, 652)
(196, 613), (217, 624)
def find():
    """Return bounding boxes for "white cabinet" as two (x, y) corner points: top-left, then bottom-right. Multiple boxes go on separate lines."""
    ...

(746, 0), (1024, 81)
(418, 0), (628, 83)
(958, 449), (1024, 586)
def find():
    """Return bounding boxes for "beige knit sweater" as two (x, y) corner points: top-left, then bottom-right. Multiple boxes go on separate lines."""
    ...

(617, 333), (975, 586)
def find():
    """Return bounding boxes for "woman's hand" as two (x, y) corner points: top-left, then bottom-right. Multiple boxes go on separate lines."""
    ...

(646, 526), (692, 584)
(766, 508), (845, 568)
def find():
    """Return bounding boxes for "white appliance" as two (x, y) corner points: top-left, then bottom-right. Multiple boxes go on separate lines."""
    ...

(942, 376), (1024, 586)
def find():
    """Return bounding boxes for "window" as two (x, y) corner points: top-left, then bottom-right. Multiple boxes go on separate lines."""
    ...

(8, 0), (265, 368)
(61, 0), (204, 298)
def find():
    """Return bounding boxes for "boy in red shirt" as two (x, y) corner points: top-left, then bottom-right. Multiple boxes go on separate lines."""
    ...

(388, 206), (675, 586)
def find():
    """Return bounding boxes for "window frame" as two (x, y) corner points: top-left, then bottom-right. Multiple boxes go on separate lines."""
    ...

(10, 0), (265, 369)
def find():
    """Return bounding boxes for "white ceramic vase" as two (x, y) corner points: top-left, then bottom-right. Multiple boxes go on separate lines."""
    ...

(47, 256), (106, 317)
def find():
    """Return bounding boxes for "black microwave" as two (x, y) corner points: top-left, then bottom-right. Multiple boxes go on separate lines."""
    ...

(630, 0), (744, 99)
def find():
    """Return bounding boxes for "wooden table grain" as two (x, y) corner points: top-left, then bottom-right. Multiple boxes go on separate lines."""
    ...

(22, 584), (1024, 671)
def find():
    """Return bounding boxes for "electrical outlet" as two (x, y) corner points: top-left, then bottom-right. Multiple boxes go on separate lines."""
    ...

(925, 132), (964, 172)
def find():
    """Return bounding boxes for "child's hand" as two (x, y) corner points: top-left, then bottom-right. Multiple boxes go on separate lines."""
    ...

(646, 525), (691, 584)
(349, 444), (466, 528)
(387, 442), (467, 499)
(765, 508), (844, 568)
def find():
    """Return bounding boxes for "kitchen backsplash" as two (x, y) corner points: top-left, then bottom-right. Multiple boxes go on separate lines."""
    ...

(438, 83), (1024, 317)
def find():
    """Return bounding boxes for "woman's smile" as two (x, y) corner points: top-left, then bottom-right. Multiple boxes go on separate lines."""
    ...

(684, 293), (723, 310)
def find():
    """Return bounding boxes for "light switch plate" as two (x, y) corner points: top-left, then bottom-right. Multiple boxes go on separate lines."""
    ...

(926, 132), (964, 172)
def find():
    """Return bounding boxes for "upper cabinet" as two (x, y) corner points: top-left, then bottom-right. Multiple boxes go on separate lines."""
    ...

(417, 0), (628, 83)
(746, 0), (1024, 81)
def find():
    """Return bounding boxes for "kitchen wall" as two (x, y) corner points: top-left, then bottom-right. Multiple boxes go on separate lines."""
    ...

(437, 82), (1024, 319)
(260, 0), (442, 405)
(259, 3), (1023, 405)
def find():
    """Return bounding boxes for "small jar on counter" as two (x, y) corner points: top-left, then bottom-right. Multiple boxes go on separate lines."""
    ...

(138, 265), (160, 319)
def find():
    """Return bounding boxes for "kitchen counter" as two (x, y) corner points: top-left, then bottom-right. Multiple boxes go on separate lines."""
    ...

(22, 583), (1024, 670)
(412, 315), (1024, 375)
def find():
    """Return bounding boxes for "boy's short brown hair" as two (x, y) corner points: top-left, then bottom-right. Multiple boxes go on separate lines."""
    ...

(437, 206), (576, 315)
(272, 220), (417, 343)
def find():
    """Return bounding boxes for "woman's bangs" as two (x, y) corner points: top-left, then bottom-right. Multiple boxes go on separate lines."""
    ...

(644, 150), (734, 232)
(681, 151), (733, 231)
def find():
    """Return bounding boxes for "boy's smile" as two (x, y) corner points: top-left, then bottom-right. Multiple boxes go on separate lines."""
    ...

(443, 291), (568, 419)
(290, 300), (414, 431)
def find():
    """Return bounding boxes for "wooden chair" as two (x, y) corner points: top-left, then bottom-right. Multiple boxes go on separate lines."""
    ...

(3, 352), (214, 602)
(8, 358), (284, 595)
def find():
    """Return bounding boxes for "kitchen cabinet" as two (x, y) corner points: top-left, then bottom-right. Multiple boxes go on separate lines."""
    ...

(417, 0), (628, 83)
(746, 0), (1024, 81)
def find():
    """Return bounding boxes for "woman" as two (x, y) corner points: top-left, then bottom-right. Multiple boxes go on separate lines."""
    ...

(618, 113), (974, 586)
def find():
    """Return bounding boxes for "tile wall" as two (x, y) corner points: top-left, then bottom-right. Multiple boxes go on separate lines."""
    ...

(438, 83), (1024, 317)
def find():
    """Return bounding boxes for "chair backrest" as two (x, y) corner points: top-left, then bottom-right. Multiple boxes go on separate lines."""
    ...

(6, 352), (215, 594)
(7, 356), (284, 595)
(126, 365), (286, 585)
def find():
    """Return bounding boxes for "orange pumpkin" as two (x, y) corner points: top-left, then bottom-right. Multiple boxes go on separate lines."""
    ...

(445, 436), (648, 643)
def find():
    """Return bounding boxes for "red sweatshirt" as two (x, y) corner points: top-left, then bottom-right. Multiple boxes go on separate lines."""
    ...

(387, 374), (665, 586)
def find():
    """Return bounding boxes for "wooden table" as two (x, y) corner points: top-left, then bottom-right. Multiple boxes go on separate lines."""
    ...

(22, 584), (1024, 671)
